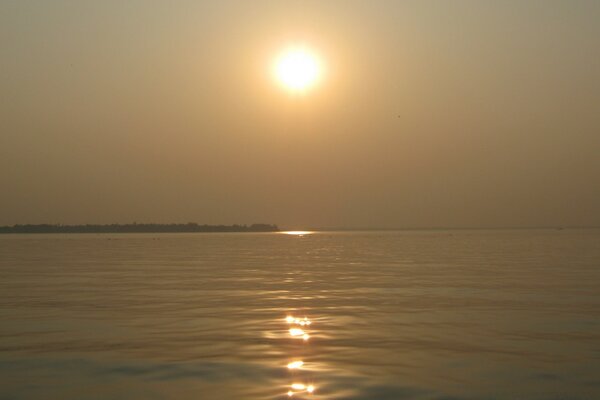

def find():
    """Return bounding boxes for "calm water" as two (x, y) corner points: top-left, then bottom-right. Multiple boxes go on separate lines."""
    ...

(0, 230), (599, 400)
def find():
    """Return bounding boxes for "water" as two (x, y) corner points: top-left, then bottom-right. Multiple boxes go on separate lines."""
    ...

(0, 230), (599, 400)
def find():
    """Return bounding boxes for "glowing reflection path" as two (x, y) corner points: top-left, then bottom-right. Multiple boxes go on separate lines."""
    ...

(285, 315), (316, 397)
(281, 231), (314, 236)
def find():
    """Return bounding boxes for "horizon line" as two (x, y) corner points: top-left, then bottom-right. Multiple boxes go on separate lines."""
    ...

(1, 222), (599, 233)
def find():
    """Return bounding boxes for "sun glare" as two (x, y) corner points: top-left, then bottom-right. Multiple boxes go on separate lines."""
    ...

(274, 47), (321, 91)
(282, 231), (313, 236)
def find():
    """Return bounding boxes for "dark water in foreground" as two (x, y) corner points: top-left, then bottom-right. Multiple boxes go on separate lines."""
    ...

(0, 230), (599, 400)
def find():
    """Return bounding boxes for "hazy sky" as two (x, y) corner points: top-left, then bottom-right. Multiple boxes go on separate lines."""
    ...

(1, 1), (599, 229)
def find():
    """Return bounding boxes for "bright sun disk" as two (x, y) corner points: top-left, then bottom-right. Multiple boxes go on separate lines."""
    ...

(275, 48), (321, 91)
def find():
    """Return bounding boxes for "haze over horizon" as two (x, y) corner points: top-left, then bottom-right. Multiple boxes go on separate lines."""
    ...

(2, 1), (599, 229)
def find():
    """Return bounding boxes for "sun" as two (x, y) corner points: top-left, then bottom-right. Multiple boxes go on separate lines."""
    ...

(274, 47), (321, 91)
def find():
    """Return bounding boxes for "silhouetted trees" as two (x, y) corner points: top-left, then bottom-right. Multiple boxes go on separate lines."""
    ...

(0, 223), (279, 234)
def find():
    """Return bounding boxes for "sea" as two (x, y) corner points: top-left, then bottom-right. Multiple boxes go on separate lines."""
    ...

(0, 229), (599, 400)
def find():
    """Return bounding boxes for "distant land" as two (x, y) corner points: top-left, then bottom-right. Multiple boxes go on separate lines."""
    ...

(0, 223), (279, 234)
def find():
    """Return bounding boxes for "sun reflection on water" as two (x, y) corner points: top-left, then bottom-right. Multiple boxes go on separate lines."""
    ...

(287, 361), (304, 370)
(289, 328), (305, 337)
(286, 316), (312, 326)
(281, 231), (314, 236)
(283, 315), (317, 397)
(287, 382), (316, 397)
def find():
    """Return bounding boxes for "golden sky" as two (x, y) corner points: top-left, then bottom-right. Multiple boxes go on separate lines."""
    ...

(1, 1), (599, 228)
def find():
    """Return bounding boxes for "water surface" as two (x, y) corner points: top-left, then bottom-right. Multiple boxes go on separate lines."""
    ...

(1, 230), (599, 399)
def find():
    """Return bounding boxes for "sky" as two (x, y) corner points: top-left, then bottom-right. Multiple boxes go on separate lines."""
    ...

(1, 0), (599, 229)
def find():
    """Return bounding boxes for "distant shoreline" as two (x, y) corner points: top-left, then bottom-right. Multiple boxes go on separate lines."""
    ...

(1, 224), (597, 234)
(0, 223), (279, 234)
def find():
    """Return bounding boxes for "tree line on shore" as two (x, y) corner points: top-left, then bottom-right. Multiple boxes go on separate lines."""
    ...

(0, 223), (280, 233)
